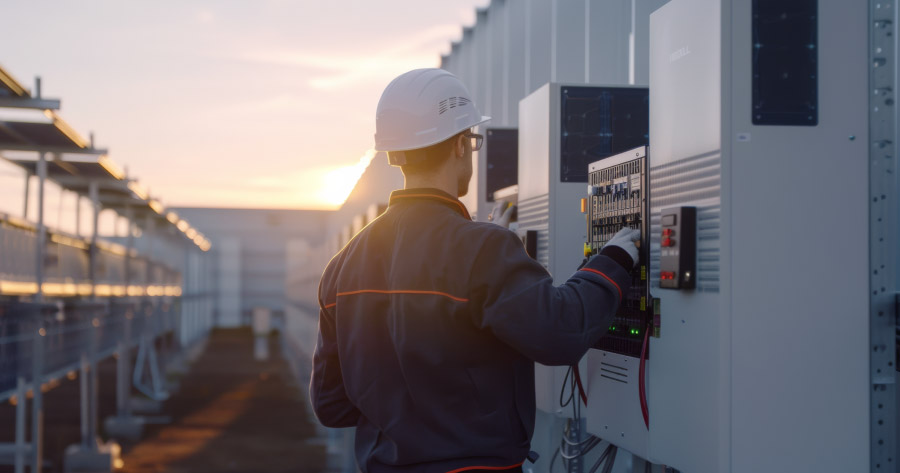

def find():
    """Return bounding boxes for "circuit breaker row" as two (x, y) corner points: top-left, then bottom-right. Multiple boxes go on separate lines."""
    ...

(586, 151), (653, 358)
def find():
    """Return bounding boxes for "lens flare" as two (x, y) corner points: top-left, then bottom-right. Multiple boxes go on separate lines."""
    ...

(316, 149), (377, 208)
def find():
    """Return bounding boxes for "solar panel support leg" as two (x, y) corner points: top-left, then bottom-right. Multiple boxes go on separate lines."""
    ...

(31, 327), (44, 473)
(14, 377), (25, 473)
(35, 152), (46, 301)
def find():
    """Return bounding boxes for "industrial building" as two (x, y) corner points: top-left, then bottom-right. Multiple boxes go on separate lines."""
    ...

(0, 0), (897, 472)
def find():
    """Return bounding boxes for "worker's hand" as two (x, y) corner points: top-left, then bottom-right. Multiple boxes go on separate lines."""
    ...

(603, 227), (641, 269)
(489, 202), (516, 229)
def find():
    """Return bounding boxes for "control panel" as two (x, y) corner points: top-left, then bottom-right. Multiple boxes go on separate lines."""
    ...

(659, 207), (696, 290)
(492, 184), (519, 225)
(586, 146), (656, 357)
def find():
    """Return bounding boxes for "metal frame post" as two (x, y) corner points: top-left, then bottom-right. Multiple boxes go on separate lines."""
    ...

(75, 194), (81, 237)
(125, 206), (134, 291)
(14, 377), (26, 473)
(869, 0), (898, 470)
(89, 182), (99, 300)
(116, 310), (132, 417)
(564, 417), (585, 473)
(89, 315), (99, 447)
(143, 215), (155, 265)
(79, 353), (90, 449)
(22, 172), (30, 219)
(183, 244), (191, 345)
(35, 152), (47, 301)
(31, 326), (44, 473)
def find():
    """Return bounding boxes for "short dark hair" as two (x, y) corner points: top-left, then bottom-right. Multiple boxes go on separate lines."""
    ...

(398, 131), (465, 175)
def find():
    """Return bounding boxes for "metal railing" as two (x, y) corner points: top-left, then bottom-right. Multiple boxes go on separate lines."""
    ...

(0, 214), (182, 297)
(0, 299), (177, 402)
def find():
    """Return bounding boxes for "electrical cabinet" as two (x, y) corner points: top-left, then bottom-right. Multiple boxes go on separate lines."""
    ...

(472, 127), (519, 222)
(583, 146), (654, 458)
(614, 0), (889, 472)
(484, 129), (518, 205)
(517, 83), (648, 416)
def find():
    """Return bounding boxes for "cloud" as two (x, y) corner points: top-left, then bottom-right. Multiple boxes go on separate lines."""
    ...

(157, 149), (378, 210)
(196, 9), (215, 24)
(240, 24), (460, 90)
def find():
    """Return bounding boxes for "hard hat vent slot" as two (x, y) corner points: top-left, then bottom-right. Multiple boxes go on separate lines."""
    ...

(438, 96), (471, 115)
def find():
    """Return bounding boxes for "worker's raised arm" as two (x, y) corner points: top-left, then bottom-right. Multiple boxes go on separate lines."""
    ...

(309, 301), (361, 428)
(468, 227), (636, 366)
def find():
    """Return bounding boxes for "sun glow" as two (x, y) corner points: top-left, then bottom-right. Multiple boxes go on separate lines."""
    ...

(316, 149), (377, 208)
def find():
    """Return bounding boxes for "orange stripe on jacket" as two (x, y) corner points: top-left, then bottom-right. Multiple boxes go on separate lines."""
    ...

(445, 461), (525, 473)
(578, 267), (623, 299)
(334, 289), (469, 304)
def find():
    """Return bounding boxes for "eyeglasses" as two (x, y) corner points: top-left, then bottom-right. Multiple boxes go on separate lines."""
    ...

(465, 132), (484, 151)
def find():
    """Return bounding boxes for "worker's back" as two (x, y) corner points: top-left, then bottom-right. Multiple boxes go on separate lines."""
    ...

(311, 188), (631, 473)
(317, 188), (534, 472)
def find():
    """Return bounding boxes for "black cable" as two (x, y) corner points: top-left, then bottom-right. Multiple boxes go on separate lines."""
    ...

(549, 445), (560, 473)
(559, 366), (574, 408)
(587, 444), (614, 473)
(578, 436), (603, 456)
(600, 447), (618, 473)
(571, 366), (579, 427)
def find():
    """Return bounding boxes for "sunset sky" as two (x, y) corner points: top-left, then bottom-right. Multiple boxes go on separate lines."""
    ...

(0, 1), (488, 214)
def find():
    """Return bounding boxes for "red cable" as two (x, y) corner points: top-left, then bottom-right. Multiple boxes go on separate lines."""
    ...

(639, 324), (650, 429)
(573, 365), (588, 406)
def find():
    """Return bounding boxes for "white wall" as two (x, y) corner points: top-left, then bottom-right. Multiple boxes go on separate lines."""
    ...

(217, 237), (242, 327)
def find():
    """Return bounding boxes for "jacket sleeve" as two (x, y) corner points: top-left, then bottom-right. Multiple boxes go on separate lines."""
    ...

(309, 276), (361, 428)
(469, 228), (632, 366)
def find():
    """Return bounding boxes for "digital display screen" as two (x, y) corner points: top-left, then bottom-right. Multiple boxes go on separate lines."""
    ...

(752, 0), (818, 126)
(560, 87), (649, 183)
(484, 128), (518, 202)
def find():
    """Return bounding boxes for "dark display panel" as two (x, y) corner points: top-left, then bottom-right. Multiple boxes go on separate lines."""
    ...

(560, 86), (648, 183)
(484, 128), (518, 202)
(752, 0), (818, 126)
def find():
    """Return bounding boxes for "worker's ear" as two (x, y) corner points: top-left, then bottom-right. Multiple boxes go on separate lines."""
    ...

(455, 132), (466, 159)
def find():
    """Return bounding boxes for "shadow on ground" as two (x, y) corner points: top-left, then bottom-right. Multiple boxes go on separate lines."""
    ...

(121, 328), (327, 473)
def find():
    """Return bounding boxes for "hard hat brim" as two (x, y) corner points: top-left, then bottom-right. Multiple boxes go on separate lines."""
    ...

(376, 115), (492, 152)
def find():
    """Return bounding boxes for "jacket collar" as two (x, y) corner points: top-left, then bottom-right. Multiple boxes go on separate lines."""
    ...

(389, 188), (472, 220)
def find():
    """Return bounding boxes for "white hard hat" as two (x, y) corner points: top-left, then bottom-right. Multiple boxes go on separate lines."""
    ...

(374, 68), (490, 166)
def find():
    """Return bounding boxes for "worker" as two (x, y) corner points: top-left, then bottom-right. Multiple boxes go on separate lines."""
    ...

(310, 68), (639, 473)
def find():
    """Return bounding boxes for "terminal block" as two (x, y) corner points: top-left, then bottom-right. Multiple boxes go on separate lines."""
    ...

(586, 146), (655, 357)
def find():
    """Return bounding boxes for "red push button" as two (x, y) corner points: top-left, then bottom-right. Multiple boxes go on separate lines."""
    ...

(661, 271), (676, 280)
(662, 229), (674, 237)
(662, 237), (673, 247)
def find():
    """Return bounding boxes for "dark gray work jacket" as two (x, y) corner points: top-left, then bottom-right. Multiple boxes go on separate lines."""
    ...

(310, 188), (631, 473)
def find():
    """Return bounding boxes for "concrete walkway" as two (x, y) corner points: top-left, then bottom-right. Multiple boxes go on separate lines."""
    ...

(120, 328), (327, 473)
